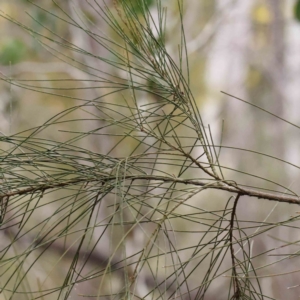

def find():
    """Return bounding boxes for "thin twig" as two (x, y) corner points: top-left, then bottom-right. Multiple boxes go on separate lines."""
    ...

(1, 175), (300, 205)
(229, 193), (242, 298)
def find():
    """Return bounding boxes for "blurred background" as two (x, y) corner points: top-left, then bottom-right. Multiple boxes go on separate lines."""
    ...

(1, 0), (300, 299)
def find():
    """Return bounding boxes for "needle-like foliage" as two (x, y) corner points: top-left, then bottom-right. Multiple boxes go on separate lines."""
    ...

(0, 1), (300, 299)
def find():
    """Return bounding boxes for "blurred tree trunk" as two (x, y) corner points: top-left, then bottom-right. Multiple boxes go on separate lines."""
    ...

(267, 0), (286, 159)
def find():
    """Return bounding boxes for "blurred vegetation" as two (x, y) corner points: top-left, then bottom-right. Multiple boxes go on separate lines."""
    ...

(0, 38), (27, 65)
(295, 0), (300, 21)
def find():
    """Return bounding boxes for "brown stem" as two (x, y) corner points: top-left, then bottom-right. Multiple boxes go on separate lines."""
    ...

(1, 175), (299, 205)
(229, 193), (241, 298)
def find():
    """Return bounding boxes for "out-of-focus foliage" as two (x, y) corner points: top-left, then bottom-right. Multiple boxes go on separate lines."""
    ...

(0, 38), (27, 65)
(295, 0), (300, 21)
(253, 3), (272, 24)
(123, 0), (154, 13)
